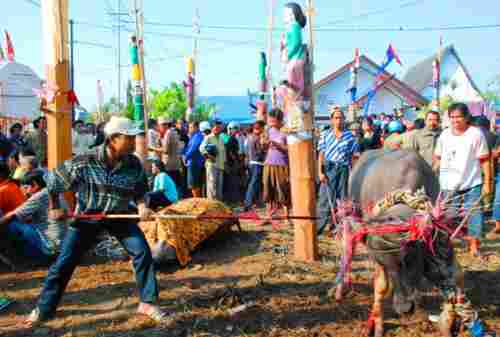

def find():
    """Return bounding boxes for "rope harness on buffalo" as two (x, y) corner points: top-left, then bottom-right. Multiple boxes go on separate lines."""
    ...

(333, 189), (496, 336)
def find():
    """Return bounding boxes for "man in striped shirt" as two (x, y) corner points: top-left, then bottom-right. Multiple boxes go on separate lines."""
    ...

(317, 106), (360, 235)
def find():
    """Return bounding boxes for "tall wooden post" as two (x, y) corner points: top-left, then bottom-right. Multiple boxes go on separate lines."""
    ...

(290, 0), (318, 261)
(42, 0), (72, 170)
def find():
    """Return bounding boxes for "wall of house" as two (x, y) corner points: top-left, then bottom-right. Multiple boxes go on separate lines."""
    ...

(315, 64), (386, 117)
(314, 64), (417, 120)
(421, 51), (482, 102)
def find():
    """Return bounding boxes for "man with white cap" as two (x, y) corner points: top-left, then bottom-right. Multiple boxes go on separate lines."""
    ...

(24, 117), (168, 326)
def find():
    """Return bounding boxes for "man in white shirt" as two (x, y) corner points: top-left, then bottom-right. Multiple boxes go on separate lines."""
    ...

(433, 103), (493, 256)
(72, 120), (95, 156)
(147, 119), (162, 160)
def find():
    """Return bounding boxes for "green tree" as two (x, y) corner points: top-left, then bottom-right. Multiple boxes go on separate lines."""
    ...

(484, 75), (500, 105)
(149, 83), (187, 120)
(148, 83), (216, 121)
(419, 95), (454, 119)
(89, 96), (132, 123)
(123, 80), (134, 120)
(193, 101), (217, 121)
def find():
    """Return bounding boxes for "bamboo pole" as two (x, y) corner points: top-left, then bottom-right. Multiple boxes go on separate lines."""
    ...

(41, 0), (72, 170)
(290, 0), (318, 261)
(131, 0), (148, 165)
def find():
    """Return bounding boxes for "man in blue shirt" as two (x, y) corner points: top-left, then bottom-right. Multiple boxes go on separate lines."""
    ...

(317, 107), (360, 235)
(183, 121), (205, 198)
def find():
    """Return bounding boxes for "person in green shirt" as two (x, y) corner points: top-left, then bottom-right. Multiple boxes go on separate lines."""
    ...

(383, 120), (405, 150)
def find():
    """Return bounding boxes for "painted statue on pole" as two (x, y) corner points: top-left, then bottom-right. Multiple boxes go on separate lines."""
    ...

(184, 56), (195, 121)
(278, 2), (309, 134)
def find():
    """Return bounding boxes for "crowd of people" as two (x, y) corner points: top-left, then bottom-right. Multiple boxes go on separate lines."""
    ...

(0, 101), (499, 323)
(1, 102), (500, 262)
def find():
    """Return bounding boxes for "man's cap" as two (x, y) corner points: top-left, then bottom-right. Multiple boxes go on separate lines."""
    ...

(387, 120), (404, 134)
(200, 121), (211, 132)
(104, 116), (142, 136)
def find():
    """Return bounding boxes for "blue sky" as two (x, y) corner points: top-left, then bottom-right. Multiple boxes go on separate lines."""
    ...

(3, 0), (500, 109)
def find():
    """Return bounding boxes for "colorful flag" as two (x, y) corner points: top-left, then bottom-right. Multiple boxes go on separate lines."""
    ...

(4, 30), (15, 62)
(0, 45), (4, 62)
(385, 43), (402, 66)
(363, 44), (402, 114)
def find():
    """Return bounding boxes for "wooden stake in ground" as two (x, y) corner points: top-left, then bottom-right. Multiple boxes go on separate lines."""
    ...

(41, 0), (72, 170)
(281, 1), (318, 261)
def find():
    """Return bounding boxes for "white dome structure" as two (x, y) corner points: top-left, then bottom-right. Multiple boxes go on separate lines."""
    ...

(0, 61), (42, 119)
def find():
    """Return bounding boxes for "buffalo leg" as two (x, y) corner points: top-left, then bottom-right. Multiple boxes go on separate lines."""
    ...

(367, 263), (391, 337)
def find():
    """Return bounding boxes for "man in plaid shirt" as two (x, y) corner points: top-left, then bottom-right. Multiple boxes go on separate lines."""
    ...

(24, 117), (169, 326)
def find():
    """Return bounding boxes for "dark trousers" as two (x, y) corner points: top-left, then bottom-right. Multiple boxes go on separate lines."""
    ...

(36, 219), (158, 317)
(244, 164), (263, 210)
(317, 163), (349, 235)
(144, 191), (172, 210)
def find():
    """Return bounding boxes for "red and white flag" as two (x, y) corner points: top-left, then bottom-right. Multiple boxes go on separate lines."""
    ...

(4, 30), (15, 62)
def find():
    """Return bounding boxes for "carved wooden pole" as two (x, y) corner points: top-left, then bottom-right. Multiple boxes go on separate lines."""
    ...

(41, 0), (72, 170)
(290, 0), (318, 261)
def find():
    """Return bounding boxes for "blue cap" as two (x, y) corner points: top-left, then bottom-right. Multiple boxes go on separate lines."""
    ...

(387, 120), (404, 134)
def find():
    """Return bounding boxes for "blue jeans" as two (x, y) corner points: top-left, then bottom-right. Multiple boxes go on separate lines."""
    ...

(6, 221), (54, 262)
(316, 163), (349, 235)
(36, 219), (158, 318)
(442, 185), (483, 238)
(493, 173), (500, 222)
(244, 164), (263, 210)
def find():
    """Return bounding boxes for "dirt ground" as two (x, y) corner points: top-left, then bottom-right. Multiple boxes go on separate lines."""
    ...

(0, 219), (499, 337)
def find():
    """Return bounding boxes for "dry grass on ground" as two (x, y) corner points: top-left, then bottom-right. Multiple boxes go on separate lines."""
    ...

(0, 219), (499, 337)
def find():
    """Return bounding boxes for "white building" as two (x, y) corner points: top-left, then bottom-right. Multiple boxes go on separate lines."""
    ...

(314, 55), (428, 124)
(403, 45), (483, 103)
(0, 61), (42, 119)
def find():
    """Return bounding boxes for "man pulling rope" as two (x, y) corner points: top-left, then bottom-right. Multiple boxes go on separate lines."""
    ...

(23, 117), (168, 327)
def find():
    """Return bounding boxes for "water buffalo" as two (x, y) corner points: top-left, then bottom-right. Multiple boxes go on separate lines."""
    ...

(349, 149), (440, 210)
(337, 149), (464, 337)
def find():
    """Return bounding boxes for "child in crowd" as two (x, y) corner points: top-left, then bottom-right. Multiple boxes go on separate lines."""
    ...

(144, 160), (179, 210)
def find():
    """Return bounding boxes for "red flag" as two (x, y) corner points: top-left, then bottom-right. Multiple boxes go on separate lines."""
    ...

(4, 30), (15, 62)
